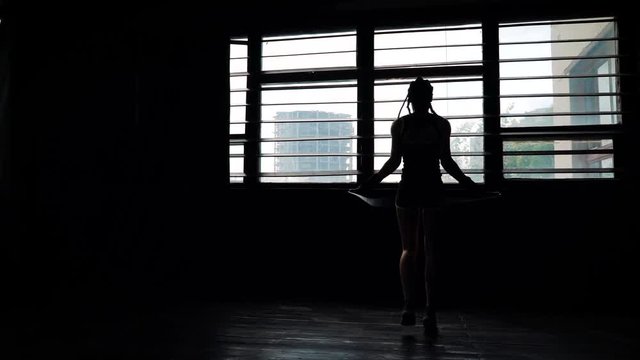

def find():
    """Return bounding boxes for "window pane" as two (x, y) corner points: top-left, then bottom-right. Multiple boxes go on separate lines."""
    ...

(230, 145), (243, 155)
(262, 104), (356, 122)
(230, 143), (244, 183)
(374, 121), (392, 136)
(450, 136), (484, 155)
(504, 139), (613, 152)
(500, 76), (618, 95)
(500, 40), (616, 60)
(230, 91), (246, 106)
(230, 44), (247, 58)
(442, 173), (484, 183)
(500, 58), (618, 78)
(230, 157), (244, 174)
(501, 114), (620, 127)
(375, 25), (482, 68)
(230, 106), (246, 123)
(261, 156), (357, 172)
(503, 139), (614, 179)
(263, 32), (356, 56)
(230, 123), (245, 135)
(262, 121), (356, 140)
(262, 175), (357, 183)
(500, 18), (619, 128)
(262, 31), (356, 71)
(501, 95), (618, 115)
(259, 90), (358, 185)
(374, 138), (392, 154)
(263, 140), (356, 154)
(230, 76), (247, 90)
(504, 172), (614, 179)
(499, 19), (615, 42)
(262, 86), (357, 104)
(376, 26), (482, 47)
(230, 59), (248, 73)
(503, 154), (614, 169)
(375, 46), (482, 68)
(263, 53), (356, 71)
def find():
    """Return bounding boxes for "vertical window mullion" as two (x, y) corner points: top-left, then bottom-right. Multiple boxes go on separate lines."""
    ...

(245, 33), (262, 185)
(357, 24), (374, 184)
(482, 17), (503, 187)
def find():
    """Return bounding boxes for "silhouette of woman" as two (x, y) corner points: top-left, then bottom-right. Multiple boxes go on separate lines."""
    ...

(354, 77), (476, 337)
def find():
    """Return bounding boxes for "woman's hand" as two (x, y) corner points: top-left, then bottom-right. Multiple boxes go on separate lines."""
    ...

(460, 175), (479, 191)
(350, 184), (368, 194)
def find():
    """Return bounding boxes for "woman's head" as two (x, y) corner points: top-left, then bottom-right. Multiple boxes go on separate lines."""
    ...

(396, 77), (437, 119)
(407, 77), (433, 113)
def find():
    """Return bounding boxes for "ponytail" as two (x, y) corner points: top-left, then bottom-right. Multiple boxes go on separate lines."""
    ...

(397, 94), (409, 120)
(429, 103), (438, 116)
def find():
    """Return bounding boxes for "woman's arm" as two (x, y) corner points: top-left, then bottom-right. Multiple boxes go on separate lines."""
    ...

(358, 119), (402, 189)
(438, 119), (476, 187)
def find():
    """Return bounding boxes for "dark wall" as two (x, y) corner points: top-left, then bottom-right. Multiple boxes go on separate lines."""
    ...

(4, 1), (640, 312)
(7, 3), (227, 306)
(224, 183), (637, 311)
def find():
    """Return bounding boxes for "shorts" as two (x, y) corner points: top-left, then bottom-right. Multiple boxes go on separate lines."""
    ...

(395, 180), (444, 208)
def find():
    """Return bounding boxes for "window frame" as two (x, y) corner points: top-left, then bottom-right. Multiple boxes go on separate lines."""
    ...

(229, 15), (628, 189)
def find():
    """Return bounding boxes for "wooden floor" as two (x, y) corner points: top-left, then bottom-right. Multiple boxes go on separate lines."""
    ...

(19, 301), (640, 359)
(211, 302), (639, 360)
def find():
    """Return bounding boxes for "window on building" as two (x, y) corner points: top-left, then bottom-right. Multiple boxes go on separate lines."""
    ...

(230, 17), (622, 185)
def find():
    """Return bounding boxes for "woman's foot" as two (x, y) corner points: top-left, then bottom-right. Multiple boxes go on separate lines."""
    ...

(423, 313), (438, 338)
(401, 310), (416, 326)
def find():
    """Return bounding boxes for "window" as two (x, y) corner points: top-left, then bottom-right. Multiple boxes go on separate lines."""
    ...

(230, 17), (623, 185)
(374, 24), (485, 184)
(260, 31), (358, 183)
(229, 38), (247, 183)
(499, 18), (619, 179)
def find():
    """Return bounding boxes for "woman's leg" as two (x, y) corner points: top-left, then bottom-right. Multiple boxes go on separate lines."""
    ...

(422, 208), (437, 310)
(396, 205), (421, 322)
(422, 208), (439, 336)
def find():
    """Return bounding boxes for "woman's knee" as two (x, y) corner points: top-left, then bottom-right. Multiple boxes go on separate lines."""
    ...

(401, 249), (417, 259)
